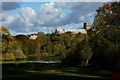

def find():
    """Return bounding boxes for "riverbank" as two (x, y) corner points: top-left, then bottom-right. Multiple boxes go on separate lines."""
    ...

(1, 54), (60, 62)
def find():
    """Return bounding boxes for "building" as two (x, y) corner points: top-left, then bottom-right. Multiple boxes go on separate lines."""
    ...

(83, 23), (91, 31)
(54, 29), (86, 34)
(28, 33), (38, 40)
(53, 23), (91, 34)
(28, 23), (91, 39)
(28, 32), (45, 40)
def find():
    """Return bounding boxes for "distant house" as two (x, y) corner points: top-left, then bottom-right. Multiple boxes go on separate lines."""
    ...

(28, 32), (45, 40)
(28, 33), (38, 40)
(53, 23), (91, 34)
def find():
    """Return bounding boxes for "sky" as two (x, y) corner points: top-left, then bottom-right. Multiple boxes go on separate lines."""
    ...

(1, 1), (107, 35)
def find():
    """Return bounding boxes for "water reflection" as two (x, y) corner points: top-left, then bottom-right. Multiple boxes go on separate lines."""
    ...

(27, 55), (60, 61)
(2, 55), (60, 63)
(21, 61), (61, 63)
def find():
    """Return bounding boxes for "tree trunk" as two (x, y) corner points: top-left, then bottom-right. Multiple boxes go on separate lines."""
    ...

(85, 59), (89, 66)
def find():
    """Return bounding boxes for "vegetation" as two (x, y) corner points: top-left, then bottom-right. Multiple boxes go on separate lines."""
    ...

(61, 35), (93, 66)
(61, 1), (120, 70)
(1, 27), (27, 60)
(1, 1), (120, 70)
(89, 1), (120, 69)
(15, 35), (41, 56)
(2, 63), (110, 80)
(1, 1), (120, 80)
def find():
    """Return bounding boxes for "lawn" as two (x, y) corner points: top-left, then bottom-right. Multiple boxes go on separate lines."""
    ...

(2, 63), (113, 80)
(3, 69), (110, 80)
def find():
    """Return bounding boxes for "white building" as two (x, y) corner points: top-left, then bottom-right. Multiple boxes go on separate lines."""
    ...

(29, 34), (38, 40)
(54, 29), (86, 34)
(53, 23), (91, 34)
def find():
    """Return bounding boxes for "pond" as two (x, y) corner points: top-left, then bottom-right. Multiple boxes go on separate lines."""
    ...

(21, 55), (61, 63)
(27, 55), (60, 61)
(2, 55), (61, 64)
(21, 61), (61, 63)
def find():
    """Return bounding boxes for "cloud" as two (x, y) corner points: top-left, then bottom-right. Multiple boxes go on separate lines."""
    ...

(1, 13), (15, 26)
(2, 2), (20, 11)
(37, 2), (64, 26)
(36, 2), (102, 27)
(9, 7), (37, 32)
(1, 7), (37, 33)
(1, 2), (103, 35)
(55, 2), (102, 24)
(20, 7), (37, 25)
(55, 2), (83, 8)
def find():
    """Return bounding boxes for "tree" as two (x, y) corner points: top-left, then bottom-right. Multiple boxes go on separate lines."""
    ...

(1, 27), (14, 54)
(15, 35), (29, 41)
(93, 2), (120, 43)
(44, 40), (52, 54)
(90, 1), (120, 69)
(61, 35), (93, 66)
(1, 27), (27, 60)
(36, 32), (48, 45)
(36, 32), (49, 53)
(52, 41), (66, 55)
(76, 36), (93, 66)
(11, 41), (27, 59)
(22, 40), (41, 55)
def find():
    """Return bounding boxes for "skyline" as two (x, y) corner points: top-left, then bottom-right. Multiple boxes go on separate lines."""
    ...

(1, 2), (104, 35)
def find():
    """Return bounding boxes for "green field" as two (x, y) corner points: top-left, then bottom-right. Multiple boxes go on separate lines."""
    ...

(3, 70), (109, 80)
(2, 63), (112, 80)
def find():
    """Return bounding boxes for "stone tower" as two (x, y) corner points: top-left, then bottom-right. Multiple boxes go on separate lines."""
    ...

(83, 23), (91, 32)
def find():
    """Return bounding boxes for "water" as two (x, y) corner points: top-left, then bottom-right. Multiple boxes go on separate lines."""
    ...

(21, 61), (61, 63)
(27, 55), (60, 61)
(3, 55), (61, 63)
(21, 55), (61, 63)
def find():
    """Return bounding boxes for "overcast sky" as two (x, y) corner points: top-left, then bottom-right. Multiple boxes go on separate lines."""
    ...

(1, 2), (105, 35)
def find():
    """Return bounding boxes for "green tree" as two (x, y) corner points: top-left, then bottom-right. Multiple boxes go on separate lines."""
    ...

(93, 2), (120, 43)
(22, 40), (41, 55)
(15, 35), (29, 41)
(1, 27), (27, 60)
(36, 32), (48, 45)
(44, 40), (52, 54)
(90, 1), (120, 69)
(12, 41), (27, 59)
(61, 35), (93, 66)
(1, 27), (14, 54)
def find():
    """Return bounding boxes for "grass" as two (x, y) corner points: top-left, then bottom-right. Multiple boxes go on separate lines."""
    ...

(26, 70), (106, 78)
(2, 63), (112, 80)
(3, 70), (109, 80)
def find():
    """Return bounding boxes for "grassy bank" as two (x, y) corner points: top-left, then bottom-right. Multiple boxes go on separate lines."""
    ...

(3, 70), (109, 80)
(2, 63), (114, 80)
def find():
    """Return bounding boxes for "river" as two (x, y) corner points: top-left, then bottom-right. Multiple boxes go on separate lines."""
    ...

(27, 55), (60, 61)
